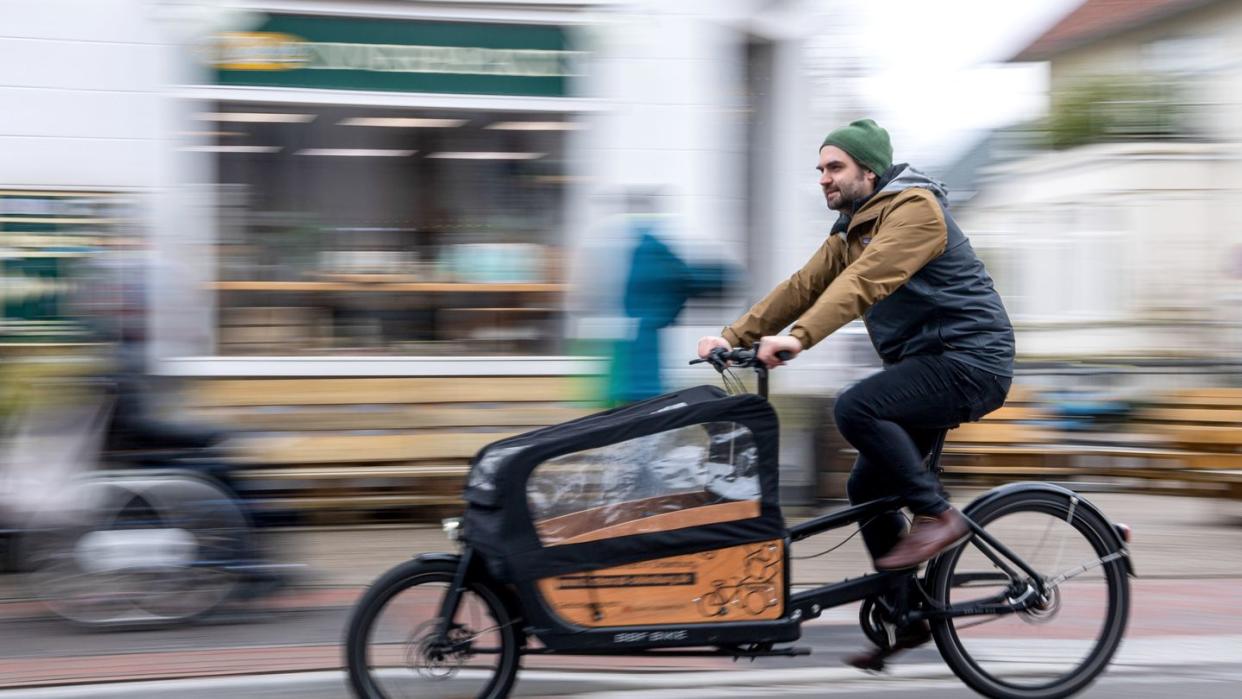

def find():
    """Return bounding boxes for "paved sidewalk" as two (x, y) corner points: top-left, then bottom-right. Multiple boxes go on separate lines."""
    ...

(280, 491), (1242, 587)
(3, 491), (1237, 599)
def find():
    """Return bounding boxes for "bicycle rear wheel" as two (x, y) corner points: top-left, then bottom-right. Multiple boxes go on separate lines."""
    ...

(345, 558), (521, 699)
(928, 490), (1130, 699)
(22, 474), (246, 628)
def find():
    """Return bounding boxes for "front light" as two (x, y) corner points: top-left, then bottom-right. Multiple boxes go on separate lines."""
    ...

(442, 517), (462, 542)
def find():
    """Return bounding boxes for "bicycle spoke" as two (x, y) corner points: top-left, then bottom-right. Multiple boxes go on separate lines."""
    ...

(1028, 513), (1057, 563)
(1051, 496), (1078, 579)
(1046, 551), (1126, 588)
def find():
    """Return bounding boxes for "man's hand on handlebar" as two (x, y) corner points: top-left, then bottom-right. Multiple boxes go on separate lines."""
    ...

(697, 335), (731, 359)
(756, 335), (802, 368)
(693, 335), (802, 369)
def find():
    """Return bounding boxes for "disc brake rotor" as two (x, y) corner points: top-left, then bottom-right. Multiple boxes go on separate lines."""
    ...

(406, 621), (475, 680)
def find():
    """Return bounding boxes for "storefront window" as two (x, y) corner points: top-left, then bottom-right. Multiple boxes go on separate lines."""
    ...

(208, 103), (574, 355)
(0, 190), (139, 345)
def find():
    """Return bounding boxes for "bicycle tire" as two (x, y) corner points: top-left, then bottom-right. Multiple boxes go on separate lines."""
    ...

(21, 474), (247, 629)
(928, 490), (1130, 699)
(345, 557), (521, 699)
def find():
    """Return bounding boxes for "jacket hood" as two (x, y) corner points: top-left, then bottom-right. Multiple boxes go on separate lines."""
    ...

(831, 163), (950, 236)
(876, 163), (950, 208)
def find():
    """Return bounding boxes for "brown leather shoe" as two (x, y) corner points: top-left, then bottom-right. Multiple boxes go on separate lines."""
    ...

(874, 508), (970, 571)
(844, 620), (932, 672)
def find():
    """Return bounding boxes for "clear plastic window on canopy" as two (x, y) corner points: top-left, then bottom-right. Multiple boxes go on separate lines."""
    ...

(527, 422), (760, 546)
(467, 444), (526, 493)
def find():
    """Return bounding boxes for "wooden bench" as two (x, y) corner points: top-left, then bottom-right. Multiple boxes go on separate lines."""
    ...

(939, 385), (1242, 500)
(186, 378), (1242, 520)
(181, 376), (597, 521)
(1111, 388), (1242, 498)
(832, 387), (1080, 488)
(1131, 389), (1242, 454)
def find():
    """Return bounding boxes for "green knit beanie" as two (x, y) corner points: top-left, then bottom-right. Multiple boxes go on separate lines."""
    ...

(821, 119), (893, 175)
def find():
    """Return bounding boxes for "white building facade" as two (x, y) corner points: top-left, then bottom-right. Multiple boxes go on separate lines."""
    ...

(961, 0), (1242, 362)
(2, 0), (849, 385)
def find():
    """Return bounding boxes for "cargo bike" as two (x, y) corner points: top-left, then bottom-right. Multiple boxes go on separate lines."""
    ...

(344, 348), (1133, 699)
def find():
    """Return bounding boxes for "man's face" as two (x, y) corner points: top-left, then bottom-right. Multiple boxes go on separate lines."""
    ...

(817, 145), (875, 211)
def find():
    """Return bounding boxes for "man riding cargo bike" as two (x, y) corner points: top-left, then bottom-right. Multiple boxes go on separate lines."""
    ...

(699, 117), (1015, 668)
(343, 121), (1133, 699)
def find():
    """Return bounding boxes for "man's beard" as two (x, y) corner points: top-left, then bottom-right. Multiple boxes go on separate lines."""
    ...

(826, 177), (867, 211)
(825, 188), (855, 211)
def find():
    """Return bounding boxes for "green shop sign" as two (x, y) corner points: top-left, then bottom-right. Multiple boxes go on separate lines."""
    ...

(207, 14), (583, 97)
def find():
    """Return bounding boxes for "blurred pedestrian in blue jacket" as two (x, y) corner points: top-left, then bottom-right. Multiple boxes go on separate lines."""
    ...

(607, 190), (733, 404)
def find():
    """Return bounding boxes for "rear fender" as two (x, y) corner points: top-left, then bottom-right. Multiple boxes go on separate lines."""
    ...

(950, 481), (1135, 577)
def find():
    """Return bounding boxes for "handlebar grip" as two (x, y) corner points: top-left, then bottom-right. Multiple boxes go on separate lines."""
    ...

(775, 350), (793, 362)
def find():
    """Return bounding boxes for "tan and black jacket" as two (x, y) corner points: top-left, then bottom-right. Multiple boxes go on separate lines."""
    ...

(723, 165), (1015, 377)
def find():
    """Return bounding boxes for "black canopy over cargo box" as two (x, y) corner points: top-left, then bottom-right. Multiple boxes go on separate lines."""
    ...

(462, 385), (783, 582)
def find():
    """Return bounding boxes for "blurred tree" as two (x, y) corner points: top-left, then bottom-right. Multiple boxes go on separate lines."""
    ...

(1045, 75), (1189, 149)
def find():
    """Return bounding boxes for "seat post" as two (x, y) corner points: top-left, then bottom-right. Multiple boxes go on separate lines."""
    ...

(926, 429), (949, 475)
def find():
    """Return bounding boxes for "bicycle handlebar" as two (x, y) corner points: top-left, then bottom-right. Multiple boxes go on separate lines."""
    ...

(689, 346), (791, 399)
(688, 346), (793, 370)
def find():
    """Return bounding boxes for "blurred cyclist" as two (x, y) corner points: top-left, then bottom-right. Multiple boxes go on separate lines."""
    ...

(83, 243), (289, 588)
(697, 119), (1015, 668)
(82, 242), (235, 489)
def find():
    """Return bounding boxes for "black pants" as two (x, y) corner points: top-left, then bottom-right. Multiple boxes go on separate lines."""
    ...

(833, 355), (1011, 559)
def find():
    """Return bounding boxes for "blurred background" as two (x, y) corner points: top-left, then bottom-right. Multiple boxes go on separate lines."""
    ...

(3, 0), (1242, 696)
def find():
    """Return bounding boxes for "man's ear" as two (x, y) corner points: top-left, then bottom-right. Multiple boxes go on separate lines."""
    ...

(864, 169), (877, 186)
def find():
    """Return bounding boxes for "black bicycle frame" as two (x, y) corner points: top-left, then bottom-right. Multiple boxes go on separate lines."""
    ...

(429, 502), (1052, 656)
(434, 546), (475, 642)
(785, 499), (1047, 625)
(424, 358), (1069, 654)
(781, 460), (1051, 624)
(785, 496), (923, 624)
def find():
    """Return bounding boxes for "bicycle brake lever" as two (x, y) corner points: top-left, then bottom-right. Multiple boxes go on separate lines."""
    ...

(689, 357), (726, 369)
(691, 348), (730, 369)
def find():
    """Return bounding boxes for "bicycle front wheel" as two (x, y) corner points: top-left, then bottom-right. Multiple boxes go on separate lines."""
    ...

(929, 490), (1130, 699)
(344, 558), (521, 699)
